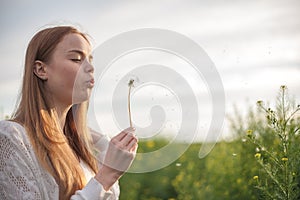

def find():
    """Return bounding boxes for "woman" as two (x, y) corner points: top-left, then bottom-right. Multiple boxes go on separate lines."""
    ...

(0, 26), (138, 199)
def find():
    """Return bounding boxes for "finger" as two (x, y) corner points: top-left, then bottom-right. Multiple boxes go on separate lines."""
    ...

(123, 127), (136, 134)
(121, 133), (136, 148)
(126, 138), (138, 152)
(132, 142), (138, 153)
(113, 127), (136, 141)
(112, 131), (127, 142)
(125, 134), (138, 150)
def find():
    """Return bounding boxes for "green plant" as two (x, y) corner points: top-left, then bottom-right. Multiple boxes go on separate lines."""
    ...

(245, 86), (300, 199)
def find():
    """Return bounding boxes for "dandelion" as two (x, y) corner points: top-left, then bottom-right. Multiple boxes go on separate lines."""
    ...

(255, 153), (261, 159)
(281, 157), (288, 162)
(128, 79), (135, 127)
(253, 176), (259, 180)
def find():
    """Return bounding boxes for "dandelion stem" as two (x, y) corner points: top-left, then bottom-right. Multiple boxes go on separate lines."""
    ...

(128, 79), (134, 127)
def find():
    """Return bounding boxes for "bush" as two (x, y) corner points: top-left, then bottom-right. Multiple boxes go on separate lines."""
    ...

(244, 86), (300, 199)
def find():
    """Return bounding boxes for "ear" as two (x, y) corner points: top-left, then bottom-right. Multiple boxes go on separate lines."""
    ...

(33, 60), (48, 81)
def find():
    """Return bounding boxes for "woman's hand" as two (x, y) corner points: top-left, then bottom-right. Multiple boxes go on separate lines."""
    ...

(95, 127), (138, 190)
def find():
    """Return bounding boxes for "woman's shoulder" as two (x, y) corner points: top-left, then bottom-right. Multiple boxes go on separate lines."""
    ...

(0, 120), (29, 143)
(0, 120), (59, 199)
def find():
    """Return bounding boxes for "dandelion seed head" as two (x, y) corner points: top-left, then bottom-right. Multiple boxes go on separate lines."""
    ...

(128, 79), (135, 87)
(127, 75), (140, 87)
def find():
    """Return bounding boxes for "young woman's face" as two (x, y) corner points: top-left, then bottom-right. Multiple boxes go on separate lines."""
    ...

(45, 33), (94, 108)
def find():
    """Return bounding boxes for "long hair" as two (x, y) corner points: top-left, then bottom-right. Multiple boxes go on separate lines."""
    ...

(12, 26), (98, 199)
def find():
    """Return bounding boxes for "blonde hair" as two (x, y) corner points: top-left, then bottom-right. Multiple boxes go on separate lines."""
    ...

(12, 26), (98, 199)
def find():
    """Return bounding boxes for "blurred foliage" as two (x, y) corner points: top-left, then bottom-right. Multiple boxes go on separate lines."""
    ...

(120, 140), (258, 200)
(119, 86), (299, 200)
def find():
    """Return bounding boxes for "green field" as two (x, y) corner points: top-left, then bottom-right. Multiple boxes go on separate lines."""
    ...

(120, 86), (300, 200)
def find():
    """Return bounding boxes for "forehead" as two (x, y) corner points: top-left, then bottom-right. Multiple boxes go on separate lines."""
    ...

(55, 33), (91, 54)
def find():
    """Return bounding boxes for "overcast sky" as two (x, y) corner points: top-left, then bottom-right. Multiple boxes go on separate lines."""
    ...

(0, 0), (299, 142)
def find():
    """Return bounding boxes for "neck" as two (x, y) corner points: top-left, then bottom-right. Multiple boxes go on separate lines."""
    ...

(56, 104), (72, 129)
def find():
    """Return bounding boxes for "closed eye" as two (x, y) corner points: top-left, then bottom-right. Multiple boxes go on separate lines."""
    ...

(71, 58), (82, 63)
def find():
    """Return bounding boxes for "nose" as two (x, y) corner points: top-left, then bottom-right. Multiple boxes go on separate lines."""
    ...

(84, 59), (94, 73)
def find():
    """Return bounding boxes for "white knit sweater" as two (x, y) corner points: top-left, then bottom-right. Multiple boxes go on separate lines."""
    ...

(0, 120), (120, 200)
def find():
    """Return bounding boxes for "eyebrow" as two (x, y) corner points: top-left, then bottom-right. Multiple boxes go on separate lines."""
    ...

(67, 49), (93, 61)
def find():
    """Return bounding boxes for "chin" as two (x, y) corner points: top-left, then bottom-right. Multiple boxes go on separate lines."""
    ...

(72, 92), (90, 104)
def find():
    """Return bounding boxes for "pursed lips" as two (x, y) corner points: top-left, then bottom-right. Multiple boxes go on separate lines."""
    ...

(86, 78), (94, 88)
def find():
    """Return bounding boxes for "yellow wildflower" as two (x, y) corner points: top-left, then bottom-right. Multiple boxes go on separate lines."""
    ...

(246, 130), (253, 137)
(253, 176), (258, 180)
(146, 140), (155, 148)
(280, 85), (287, 90)
(256, 100), (263, 106)
(254, 153), (261, 159)
(282, 157), (288, 161)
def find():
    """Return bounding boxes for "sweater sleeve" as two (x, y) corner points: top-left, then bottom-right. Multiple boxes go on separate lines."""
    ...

(70, 178), (113, 200)
(89, 128), (120, 199)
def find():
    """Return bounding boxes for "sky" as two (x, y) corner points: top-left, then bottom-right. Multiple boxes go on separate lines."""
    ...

(0, 0), (299, 142)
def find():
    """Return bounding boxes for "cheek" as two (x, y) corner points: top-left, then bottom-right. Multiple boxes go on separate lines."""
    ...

(63, 66), (80, 87)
